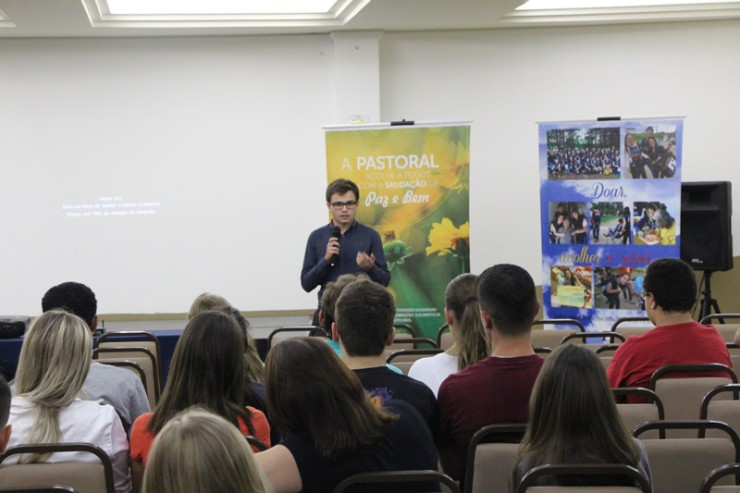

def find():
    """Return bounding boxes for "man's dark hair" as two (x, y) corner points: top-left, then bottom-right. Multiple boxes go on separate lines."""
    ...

(478, 264), (537, 336)
(643, 258), (697, 313)
(335, 280), (395, 357)
(41, 281), (97, 328)
(0, 375), (10, 428)
(326, 179), (360, 203)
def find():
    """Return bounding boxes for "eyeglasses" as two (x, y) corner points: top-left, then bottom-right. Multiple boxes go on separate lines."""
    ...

(331, 201), (358, 210)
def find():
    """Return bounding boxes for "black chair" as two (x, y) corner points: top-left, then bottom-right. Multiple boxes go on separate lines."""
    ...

(437, 323), (451, 349)
(532, 319), (586, 332)
(560, 331), (625, 347)
(0, 488), (80, 493)
(394, 323), (418, 337)
(386, 348), (445, 375)
(333, 470), (460, 493)
(699, 463), (740, 493)
(95, 330), (162, 387)
(515, 464), (651, 493)
(612, 388), (665, 439)
(267, 326), (325, 351)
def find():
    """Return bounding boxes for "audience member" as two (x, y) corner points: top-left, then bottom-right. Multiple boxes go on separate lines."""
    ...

(256, 337), (439, 493)
(512, 345), (652, 489)
(7, 310), (131, 493)
(40, 281), (150, 431)
(437, 264), (544, 481)
(409, 273), (490, 396)
(334, 279), (438, 432)
(318, 272), (369, 356)
(142, 408), (269, 493)
(130, 311), (270, 491)
(187, 292), (277, 443)
(0, 375), (12, 453)
(188, 292), (264, 383)
(608, 258), (731, 399)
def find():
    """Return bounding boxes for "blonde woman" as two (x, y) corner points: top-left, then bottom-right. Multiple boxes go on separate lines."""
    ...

(143, 408), (269, 493)
(409, 274), (490, 396)
(7, 310), (131, 493)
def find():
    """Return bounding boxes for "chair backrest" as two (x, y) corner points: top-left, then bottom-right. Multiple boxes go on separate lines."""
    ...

(387, 336), (438, 353)
(93, 346), (160, 408)
(701, 383), (740, 439)
(700, 314), (740, 343)
(699, 463), (740, 493)
(0, 488), (80, 493)
(332, 470), (460, 493)
(610, 317), (653, 339)
(531, 330), (579, 350)
(465, 424), (526, 493)
(515, 464), (651, 493)
(393, 323), (418, 337)
(533, 319), (586, 332)
(612, 388), (665, 438)
(650, 363), (737, 437)
(0, 443), (115, 493)
(560, 332), (625, 350)
(96, 330), (162, 386)
(386, 348), (445, 375)
(267, 326), (323, 351)
(437, 324), (453, 350)
(633, 420), (740, 493)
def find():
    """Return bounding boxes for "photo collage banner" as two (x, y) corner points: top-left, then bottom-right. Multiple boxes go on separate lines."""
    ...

(539, 118), (684, 330)
(325, 123), (471, 340)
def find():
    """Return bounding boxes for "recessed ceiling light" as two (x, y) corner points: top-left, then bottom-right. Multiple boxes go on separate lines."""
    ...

(517, 0), (740, 9)
(106, 0), (341, 15)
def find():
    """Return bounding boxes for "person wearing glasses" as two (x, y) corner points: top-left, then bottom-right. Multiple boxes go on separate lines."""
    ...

(301, 178), (390, 325)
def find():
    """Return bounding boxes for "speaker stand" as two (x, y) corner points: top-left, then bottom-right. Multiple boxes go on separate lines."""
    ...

(699, 270), (722, 321)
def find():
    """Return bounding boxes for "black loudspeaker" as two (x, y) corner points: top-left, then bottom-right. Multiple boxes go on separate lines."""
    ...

(680, 181), (733, 271)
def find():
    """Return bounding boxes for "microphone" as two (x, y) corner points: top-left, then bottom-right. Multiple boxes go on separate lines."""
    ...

(330, 226), (341, 267)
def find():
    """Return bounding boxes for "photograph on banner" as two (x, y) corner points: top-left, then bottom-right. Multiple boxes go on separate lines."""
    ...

(624, 124), (678, 179)
(546, 127), (621, 180)
(539, 118), (683, 331)
(324, 124), (470, 339)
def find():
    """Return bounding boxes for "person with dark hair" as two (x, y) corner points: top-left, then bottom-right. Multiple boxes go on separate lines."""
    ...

(130, 311), (270, 491)
(512, 345), (652, 490)
(607, 258), (731, 400)
(409, 273), (490, 396)
(318, 272), (369, 355)
(301, 178), (390, 324)
(570, 209), (588, 244)
(0, 375), (12, 453)
(334, 280), (437, 432)
(436, 264), (544, 481)
(255, 337), (439, 493)
(40, 282), (150, 432)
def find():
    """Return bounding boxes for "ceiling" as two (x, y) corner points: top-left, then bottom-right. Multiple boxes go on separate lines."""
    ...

(1, 0), (740, 38)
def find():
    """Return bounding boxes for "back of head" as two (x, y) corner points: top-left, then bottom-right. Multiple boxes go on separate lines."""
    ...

(0, 375), (10, 429)
(143, 408), (268, 493)
(41, 282), (97, 328)
(265, 337), (394, 460)
(15, 310), (92, 459)
(335, 279), (396, 356)
(521, 345), (637, 466)
(478, 264), (538, 337)
(150, 310), (247, 434)
(445, 273), (489, 370)
(188, 292), (231, 318)
(319, 273), (369, 331)
(643, 258), (696, 313)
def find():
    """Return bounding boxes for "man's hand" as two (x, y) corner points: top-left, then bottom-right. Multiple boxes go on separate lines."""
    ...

(324, 237), (340, 262)
(356, 252), (376, 272)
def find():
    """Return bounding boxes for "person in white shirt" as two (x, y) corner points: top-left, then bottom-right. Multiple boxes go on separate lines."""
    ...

(7, 309), (131, 493)
(409, 273), (490, 396)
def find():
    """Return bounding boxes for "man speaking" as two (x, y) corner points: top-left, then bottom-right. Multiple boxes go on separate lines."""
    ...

(301, 179), (391, 323)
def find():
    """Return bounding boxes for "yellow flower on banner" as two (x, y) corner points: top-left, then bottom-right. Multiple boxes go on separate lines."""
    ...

(426, 218), (470, 256)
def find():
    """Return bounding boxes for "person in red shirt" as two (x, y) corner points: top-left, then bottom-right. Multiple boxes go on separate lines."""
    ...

(436, 264), (544, 482)
(607, 258), (731, 396)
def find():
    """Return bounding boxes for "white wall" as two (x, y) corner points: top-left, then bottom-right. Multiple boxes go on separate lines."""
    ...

(380, 20), (740, 276)
(1, 19), (739, 315)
